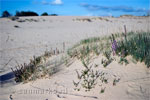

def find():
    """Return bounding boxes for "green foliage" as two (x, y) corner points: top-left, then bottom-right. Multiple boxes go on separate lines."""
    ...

(41, 12), (48, 16)
(100, 87), (105, 93)
(72, 31), (150, 95)
(2, 10), (11, 17)
(113, 78), (120, 86)
(117, 32), (150, 68)
(101, 50), (113, 67)
(73, 59), (109, 92)
(80, 45), (91, 59)
(67, 36), (111, 60)
(119, 57), (129, 65)
(35, 56), (42, 65)
(73, 59), (100, 91)
(12, 50), (53, 82)
(92, 44), (101, 56)
(80, 37), (101, 44)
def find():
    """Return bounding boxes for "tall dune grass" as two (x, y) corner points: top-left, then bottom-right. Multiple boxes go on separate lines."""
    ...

(68, 31), (150, 68)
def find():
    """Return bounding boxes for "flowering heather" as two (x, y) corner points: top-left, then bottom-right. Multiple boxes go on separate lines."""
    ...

(111, 34), (118, 55)
(112, 40), (118, 52)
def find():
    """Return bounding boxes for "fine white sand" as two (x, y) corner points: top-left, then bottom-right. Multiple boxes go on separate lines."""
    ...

(1, 56), (150, 100)
(0, 16), (150, 100)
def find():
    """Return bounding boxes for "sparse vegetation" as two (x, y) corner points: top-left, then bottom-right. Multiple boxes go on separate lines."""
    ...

(74, 18), (92, 22)
(11, 50), (65, 83)
(70, 31), (150, 93)
(10, 29), (150, 93)
(100, 87), (105, 93)
(116, 32), (150, 67)
(73, 59), (108, 92)
(68, 31), (150, 68)
(11, 55), (46, 82)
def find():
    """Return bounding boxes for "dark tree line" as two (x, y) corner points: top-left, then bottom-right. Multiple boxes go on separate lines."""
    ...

(15, 11), (39, 16)
(1, 10), (58, 17)
(41, 12), (58, 16)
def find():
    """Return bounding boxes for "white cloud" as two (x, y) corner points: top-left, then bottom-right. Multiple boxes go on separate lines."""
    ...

(51, 0), (63, 5)
(40, 0), (63, 5)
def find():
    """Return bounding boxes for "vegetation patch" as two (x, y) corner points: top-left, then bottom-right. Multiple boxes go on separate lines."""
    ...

(69, 31), (150, 93)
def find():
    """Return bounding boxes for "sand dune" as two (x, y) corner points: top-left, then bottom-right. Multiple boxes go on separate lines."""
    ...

(0, 16), (150, 100)
(0, 16), (149, 74)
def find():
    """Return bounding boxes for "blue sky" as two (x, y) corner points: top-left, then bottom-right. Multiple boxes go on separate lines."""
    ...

(0, 0), (149, 16)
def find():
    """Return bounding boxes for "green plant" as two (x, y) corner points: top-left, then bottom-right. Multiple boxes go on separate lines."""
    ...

(101, 50), (113, 67)
(92, 44), (100, 56)
(117, 32), (150, 68)
(73, 59), (100, 91)
(119, 57), (129, 65)
(73, 59), (109, 92)
(100, 87), (105, 93)
(72, 31), (150, 95)
(80, 37), (101, 44)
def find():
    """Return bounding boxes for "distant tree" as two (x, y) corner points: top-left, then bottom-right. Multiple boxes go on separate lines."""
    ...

(2, 11), (11, 17)
(41, 12), (48, 16)
(15, 11), (39, 17)
(147, 11), (150, 16)
(50, 14), (58, 16)
(15, 11), (20, 16)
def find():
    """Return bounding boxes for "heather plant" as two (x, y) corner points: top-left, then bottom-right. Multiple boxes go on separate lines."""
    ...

(111, 34), (118, 55)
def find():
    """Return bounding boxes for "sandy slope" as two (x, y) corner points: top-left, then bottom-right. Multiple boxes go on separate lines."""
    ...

(1, 56), (149, 100)
(0, 16), (149, 74)
(0, 16), (150, 100)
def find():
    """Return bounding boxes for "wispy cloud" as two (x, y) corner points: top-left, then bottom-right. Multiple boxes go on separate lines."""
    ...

(80, 3), (148, 13)
(41, 0), (50, 5)
(41, 0), (63, 5)
(51, 0), (63, 5)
